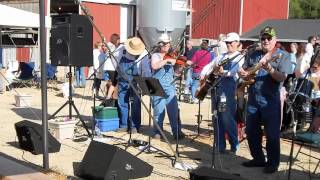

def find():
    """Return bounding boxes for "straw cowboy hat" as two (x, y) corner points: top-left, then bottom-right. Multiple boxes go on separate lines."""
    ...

(158, 33), (172, 43)
(124, 37), (145, 56)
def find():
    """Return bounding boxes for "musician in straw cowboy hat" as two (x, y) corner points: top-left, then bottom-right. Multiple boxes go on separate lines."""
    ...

(150, 32), (184, 140)
(115, 36), (145, 133)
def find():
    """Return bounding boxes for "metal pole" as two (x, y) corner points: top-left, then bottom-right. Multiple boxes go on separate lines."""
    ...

(40, 0), (49, 169)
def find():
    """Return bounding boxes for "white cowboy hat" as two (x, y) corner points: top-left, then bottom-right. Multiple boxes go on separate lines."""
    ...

(158, 33), (172, 43)
(124, 37), (145, 56)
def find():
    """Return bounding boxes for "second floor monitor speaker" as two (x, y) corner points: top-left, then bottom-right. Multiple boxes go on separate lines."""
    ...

(15, 120), (61, 155)
(50, 14), (93, 66)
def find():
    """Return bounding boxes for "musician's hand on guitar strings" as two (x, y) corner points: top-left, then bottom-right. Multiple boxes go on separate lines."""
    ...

(261, 62), (274, 73)
(238, 68), (249, 78)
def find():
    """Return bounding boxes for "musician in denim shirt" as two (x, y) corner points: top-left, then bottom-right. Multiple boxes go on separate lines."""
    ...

(115, 37), (145, 133)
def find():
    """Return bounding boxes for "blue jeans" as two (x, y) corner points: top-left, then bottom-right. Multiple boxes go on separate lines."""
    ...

(118, 82), (141, 129)
(214, 100), (239, 152)
(184, 68), (192, 94)
(191, 72), (200, 101)
(75, 67), (86, 87)
(152, 87), (180, 136)
(211, 78), (239, 152)
(246, 93), (281, 167)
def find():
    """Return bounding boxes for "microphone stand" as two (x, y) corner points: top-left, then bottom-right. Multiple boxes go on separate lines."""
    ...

(78, 2), (183, 167)
(88, 47), (119, 140)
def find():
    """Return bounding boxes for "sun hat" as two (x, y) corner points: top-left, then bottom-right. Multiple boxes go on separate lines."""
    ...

(124, 37), (145, 56)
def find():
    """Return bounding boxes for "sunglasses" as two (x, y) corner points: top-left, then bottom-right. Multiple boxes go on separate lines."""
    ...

(260, 36), (273, 41)
(225, 41), (235, 44)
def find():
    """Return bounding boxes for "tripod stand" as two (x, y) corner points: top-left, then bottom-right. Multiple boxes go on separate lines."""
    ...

(49, 66), (91, 137)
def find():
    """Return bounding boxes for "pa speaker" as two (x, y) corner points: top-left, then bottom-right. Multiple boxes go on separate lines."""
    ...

(190, 166), (247, 180)
(77, 141), (153, 180)
(50, 14), (93, 66)
(14, 120), (61, 155)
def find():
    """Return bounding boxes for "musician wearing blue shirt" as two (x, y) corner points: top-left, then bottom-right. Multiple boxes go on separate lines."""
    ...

(239, 27), (292, 173)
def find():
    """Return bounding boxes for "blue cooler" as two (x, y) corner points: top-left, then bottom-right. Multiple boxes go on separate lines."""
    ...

(93, 106), (119, 132)
(96, 118), (119, 132)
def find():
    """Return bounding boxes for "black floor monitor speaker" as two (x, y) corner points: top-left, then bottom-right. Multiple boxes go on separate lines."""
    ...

(50, 14), (93, 66)
(14, 120), (61, 155)
(190, 166), (247, 180)
(77, 141), (153, 180)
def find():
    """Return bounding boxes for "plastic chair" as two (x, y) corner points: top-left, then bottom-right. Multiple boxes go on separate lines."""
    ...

(287, 114), (320, 177)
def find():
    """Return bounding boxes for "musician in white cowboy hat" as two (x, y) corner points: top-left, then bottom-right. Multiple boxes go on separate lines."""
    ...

(115, 36), (145, 133)
(150, 32), (185, 140)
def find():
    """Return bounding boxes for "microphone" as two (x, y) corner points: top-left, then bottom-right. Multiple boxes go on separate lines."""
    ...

(209, 44), (219, 48)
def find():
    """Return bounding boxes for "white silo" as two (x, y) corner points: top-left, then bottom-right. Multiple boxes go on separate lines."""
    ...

(137, 0), (187, 50)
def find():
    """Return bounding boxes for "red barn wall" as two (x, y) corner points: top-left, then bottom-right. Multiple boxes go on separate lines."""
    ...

(81, 2), (120, 47)
(242, 0), (288, 34)
(191, 0), (288, 39)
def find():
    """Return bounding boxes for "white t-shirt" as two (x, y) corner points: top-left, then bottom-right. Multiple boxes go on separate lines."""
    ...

(201, 51), (244, 79)
(104, 42), (118, 71)
(306, 43), (314, 58)
(295, 53), (311, 75)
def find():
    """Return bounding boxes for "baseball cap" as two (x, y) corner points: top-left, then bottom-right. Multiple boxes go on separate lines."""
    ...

(224, 32), (240, 42)
(260, 26), (277, 37)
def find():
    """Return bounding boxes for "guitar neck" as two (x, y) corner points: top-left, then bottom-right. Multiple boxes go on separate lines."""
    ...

(247, 52), (281, 75)
(247, 63), (262, 75)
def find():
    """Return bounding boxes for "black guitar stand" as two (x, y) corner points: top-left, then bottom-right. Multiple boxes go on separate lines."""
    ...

(49, 66), (91, 137)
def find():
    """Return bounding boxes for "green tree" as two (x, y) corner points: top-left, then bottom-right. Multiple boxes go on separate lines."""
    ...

(289, 0), (320, 18)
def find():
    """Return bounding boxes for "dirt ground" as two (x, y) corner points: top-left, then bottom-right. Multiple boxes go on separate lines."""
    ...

(0, 77), (319, 180)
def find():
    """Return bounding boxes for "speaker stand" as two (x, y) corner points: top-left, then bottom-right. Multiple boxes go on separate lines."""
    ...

(49, 66), (91, 137)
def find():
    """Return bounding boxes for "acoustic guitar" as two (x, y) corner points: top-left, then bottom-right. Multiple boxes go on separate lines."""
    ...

(195, 54), (240, 101)
(237, 53), (282, 91)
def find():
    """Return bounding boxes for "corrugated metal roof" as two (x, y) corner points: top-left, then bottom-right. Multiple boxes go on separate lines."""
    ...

(241, 19), (320, 42)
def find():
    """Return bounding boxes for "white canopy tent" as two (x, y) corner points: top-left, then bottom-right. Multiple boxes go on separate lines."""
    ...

(0, 4), (51, 28)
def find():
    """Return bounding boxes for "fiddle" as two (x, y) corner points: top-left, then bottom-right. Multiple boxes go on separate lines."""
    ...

(175, 55), (188, 66)
(163, 51), (178, 60)
(163, 51), (188, 66)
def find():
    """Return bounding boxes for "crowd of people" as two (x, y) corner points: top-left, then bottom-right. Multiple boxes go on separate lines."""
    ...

(83, 26), (319, 174)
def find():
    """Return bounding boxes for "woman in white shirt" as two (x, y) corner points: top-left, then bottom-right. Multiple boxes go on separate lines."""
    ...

(295, 43), (310, 78)
(104, 34), (120, 99)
